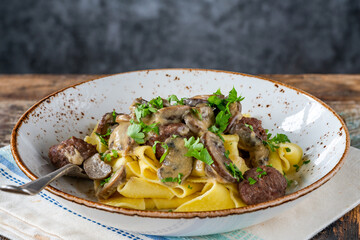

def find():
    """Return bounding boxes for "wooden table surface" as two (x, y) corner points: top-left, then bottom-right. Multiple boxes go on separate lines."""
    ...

(0, 74), (359, 240)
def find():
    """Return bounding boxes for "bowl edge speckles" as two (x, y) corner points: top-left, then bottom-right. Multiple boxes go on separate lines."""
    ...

(10, 69), (350, 236)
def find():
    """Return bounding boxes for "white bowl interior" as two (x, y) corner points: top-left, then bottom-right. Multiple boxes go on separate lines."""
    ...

(15, 69), (347, 202)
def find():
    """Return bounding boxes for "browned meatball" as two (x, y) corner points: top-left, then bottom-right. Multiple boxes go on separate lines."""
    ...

(238, 166), (287, 205)
(239, 117), (268, 142)
(147, 123), (193, 159)
(48, 137), (97, 168)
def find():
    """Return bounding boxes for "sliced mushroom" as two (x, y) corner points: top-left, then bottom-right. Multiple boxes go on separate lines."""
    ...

(154, 105), (191, 125)
(201, 131), (237, 183)
(147, 123), (192, 159)
(183, 95), (210, 107)
(158, 137), (193, 187)
(116, 114), (131, 123)
(227, 118), (269, 167)
(49, 137), (97, 169)
(96, 165), (126, 200)
(96, 112), (121, 135)
(184, 104), (215, 136)
(225, 102), (243, 133)
(108, 121), (136, 153)
(83, 153), (112, 180)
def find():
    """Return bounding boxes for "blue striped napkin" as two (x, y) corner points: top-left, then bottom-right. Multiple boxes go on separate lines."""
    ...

(0, 145), (260, 240)
(1, 145), (359, 240)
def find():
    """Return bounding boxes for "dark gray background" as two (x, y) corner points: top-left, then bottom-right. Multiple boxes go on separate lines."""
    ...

(1, 0), (360, 74)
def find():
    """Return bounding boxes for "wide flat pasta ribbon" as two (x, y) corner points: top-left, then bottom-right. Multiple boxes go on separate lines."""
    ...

(174, 181), (235, 212)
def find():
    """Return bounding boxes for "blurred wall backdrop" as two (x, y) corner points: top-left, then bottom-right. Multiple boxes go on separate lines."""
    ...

(0, 0), (360, 74)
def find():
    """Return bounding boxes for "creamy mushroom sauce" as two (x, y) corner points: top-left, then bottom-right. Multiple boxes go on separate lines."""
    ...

(48, 88), (305, 210)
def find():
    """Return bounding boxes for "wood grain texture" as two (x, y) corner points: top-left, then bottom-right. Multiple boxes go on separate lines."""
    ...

(0, 74), (359, 240)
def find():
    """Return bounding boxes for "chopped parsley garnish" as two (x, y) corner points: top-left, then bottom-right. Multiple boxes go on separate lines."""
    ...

(134, 102), (157, 122)
(191, 108), (203, 120)
(127, 120), (159, 143)
(225, 162), (244, 182)
(167, 95), (185, 105)
(293, 164), (300, 172)
(256, 167), (267, 178)
(139, 121), (159, 135)
(248, 177), (257, 185)
(208, 87), (244, 140)
(127, 123), (145, 144)
(283, 172), (293, 187)
(245, 123), (254, 131)
(303, 160), (310, 164)
(100, 176), (112, 186)
(149, 96), (164, 109)
(101, 149), (119, 162)
(285, 147), (291, 152)
(152, 141), (169, 163)
(171, 134), (178, 139)
(258, 171), (267, 178)
(224, 150), (230, 159)
(187, 185), (193, 189)
(208, 110), (231, 141)
(161, 173), (183, 184)
(184, 137), (213, 165)
(227, 87), (245, 103)
(128, 97), (165, 143)
(263, 131), (291, 152)
(95, 128), (112, 146)
(266, 164), (273, 167)
(112, 110), (117, 122)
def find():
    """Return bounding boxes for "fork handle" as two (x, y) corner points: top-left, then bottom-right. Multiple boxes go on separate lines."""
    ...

(0, 164), (79, 195)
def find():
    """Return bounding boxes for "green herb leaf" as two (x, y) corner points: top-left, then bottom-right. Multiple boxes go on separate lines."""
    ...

(191, 108), (203, 120)
(102, 150), (118, 162)
(225, 162), (244, 182)
(140, 122), (159, 135)
(167, 95), (185, 105)
(248, 177), (257, 185)
(303, 160), (310, 164)
(135, 102), (157, 122)
(111, 149), (118, 158)
(112, 110), (117, 122)
(161, 173), (183, 185)
(244, 123), (254, 131)
(149, 96), (164, 109)
(94, 128), (112, 146)
(187, 185), (193, 189)
(171, 134), (178, 139)
(227, 87), (245, 103)
(263, 131), (291, 152)
(283, 171), (294, 187)
(208, 110), (231, 139)
(293, 164), (300, 172)
(184, 137), (214, 165)
(152, 141), (169, 163)
(100, 176), (112, 186)
(214, 88), (222, 95)
(224, 150), (230, 159)
(285, 147), (291, 152)
(127, 123), (145, 144)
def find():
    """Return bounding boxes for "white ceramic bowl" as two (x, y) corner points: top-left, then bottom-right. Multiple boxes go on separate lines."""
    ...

(11, 69), (349, 236)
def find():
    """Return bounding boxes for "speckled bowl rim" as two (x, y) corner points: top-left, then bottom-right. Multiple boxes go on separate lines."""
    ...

(11, 69), (350, 219)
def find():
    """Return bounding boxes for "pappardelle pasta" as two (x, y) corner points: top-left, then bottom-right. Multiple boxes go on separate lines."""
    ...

(48, 88), (307, 212)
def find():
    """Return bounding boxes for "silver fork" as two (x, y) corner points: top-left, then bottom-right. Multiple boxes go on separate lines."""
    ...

(0, 164), (83, 195)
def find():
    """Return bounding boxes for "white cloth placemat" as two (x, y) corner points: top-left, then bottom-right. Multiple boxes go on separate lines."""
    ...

(0, 145), (359, 240)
